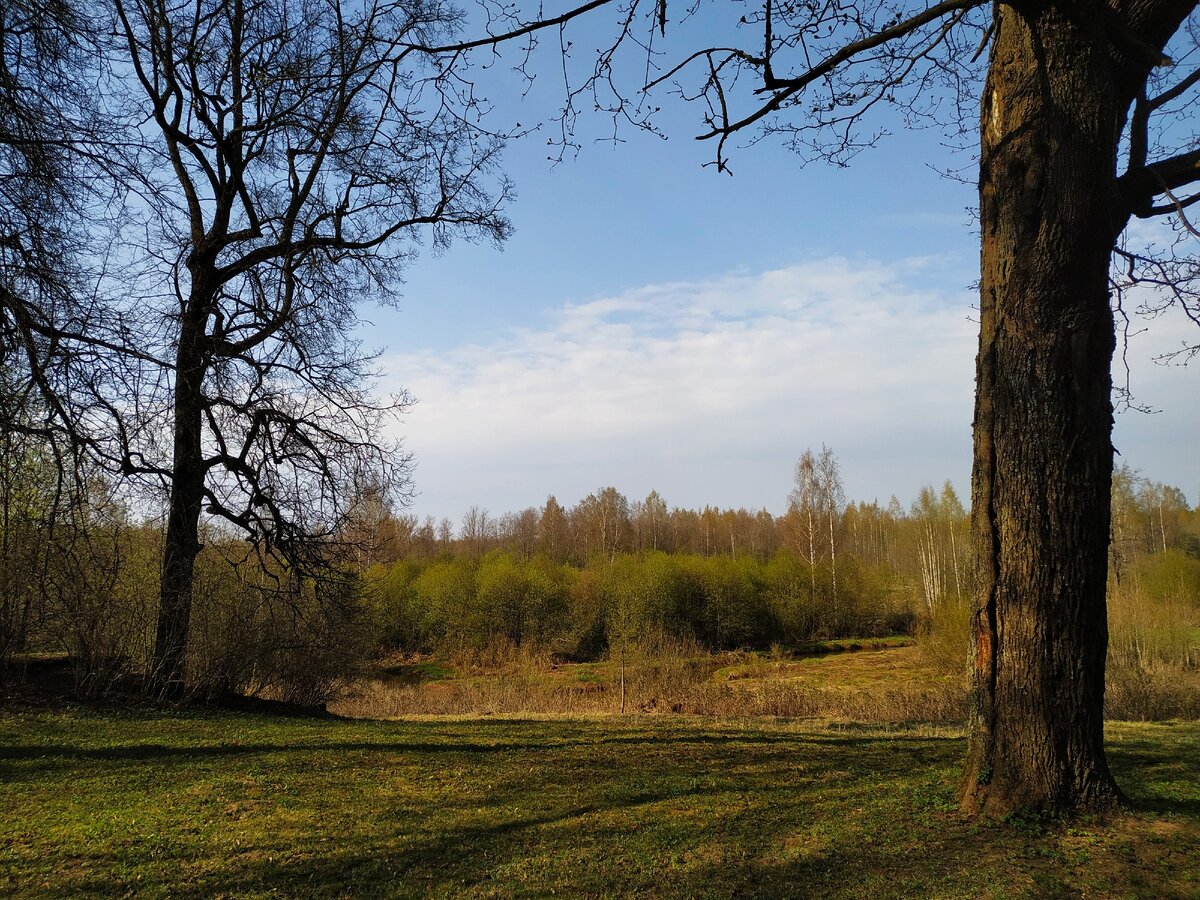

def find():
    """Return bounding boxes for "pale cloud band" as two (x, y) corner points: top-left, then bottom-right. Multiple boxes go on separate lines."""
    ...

(383, 257), (1197, 523)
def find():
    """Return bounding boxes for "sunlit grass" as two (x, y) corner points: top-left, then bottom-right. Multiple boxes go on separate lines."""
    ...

(715, 643), (951, 690)
(2, 708), (1196, 897)
(335, 641), (967, 721)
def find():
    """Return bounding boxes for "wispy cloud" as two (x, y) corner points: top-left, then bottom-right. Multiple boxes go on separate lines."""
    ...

(382, 257), (1196, 522)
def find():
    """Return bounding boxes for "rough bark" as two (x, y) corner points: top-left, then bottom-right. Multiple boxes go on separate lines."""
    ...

(961, 6), (1127, 815)
(149, 292), (208, 699)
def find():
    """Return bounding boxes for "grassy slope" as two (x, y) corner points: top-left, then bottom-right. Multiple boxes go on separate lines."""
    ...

(1, 709), (1197, 898)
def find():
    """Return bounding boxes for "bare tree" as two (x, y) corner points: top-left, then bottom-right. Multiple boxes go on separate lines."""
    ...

(1, 0), (101, 468)
(816, 445), (845, 612)
(18, 0), (517, 697)
(0, 1), (127, 679)
(632, 489), (668, 552)
(787, 445), (844, 616)
(11, 0), (1199, 812)
(913, 485), (946, 614)
(461, 506), (495, 558)
(1, 0), (80, 373)
(408, 0), (1200, 814)
(574, 487), (631, 562)
(537, 495), (570, 561)
(650, 0), (1200, 817)
(510, 507), (541, 558)
(788, 449), (821, 600)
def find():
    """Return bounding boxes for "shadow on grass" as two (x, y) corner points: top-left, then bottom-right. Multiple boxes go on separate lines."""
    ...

(0, 728), (959, 768)
(8, 714), (1197, 899)
(1109, 737), (1200, 818)
(82, 785), (721, 898)
(1128, 795), (1200, 817)
(127, 790), (1062, 899)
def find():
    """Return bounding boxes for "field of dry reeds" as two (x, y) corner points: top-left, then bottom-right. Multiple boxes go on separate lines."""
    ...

(330, 637), (971, 722)
(331, 614), (1200, 722)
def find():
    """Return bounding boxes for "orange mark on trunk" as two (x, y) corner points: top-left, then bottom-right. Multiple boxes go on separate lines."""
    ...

(975, 621), (993, 672)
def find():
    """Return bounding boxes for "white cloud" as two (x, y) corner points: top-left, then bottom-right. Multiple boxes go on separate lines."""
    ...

(382, 257), (1197, 522)
(382, 258), (977, 520)
(1111, 294), (1200, 494)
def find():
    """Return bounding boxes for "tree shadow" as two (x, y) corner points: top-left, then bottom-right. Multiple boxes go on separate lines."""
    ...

(1108, 732), (1200, 817)
(10, 716), (1196, 898)
(0, 724), (959, 770)
(136, 785), (716, 898)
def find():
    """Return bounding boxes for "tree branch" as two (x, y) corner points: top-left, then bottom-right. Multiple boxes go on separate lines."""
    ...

(1119, 147), (1200, 219)
(692, 0), (986, 141)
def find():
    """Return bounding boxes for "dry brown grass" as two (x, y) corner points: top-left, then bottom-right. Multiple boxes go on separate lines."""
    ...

(330, 643), (970, 723)
(914, 568), (1200, 723)
(1105, 663), (1200, 720)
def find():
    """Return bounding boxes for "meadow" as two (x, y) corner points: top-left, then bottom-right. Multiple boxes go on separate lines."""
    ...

(1, 705), (1197, 898)
(333, 637), (1200, 723)
(333, 639), (971, 722)
(3, 479), (1196, 897)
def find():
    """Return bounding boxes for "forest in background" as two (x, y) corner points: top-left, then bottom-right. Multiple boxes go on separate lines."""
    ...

(3, 429), (1197, 713)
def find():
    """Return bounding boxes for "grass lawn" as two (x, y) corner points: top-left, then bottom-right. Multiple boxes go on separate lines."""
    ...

(1, 708), (1197, 898)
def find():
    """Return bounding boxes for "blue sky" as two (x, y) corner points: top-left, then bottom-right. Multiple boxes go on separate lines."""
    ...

(365, 13), (1199, 525)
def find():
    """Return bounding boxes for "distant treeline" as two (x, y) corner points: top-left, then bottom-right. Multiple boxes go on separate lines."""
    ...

(358, 463), (1200, 663)
(4, 436), (1197, 703)
(369, 550), (912, 660)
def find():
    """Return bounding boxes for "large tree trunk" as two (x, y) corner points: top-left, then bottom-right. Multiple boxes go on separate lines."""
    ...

(961, 7), (1126, 815)
(149, 299), (208, 699)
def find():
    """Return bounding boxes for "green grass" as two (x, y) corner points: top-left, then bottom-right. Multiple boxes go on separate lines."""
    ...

(377, 660), (456, 684)
(2, 709), (1197, 897)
